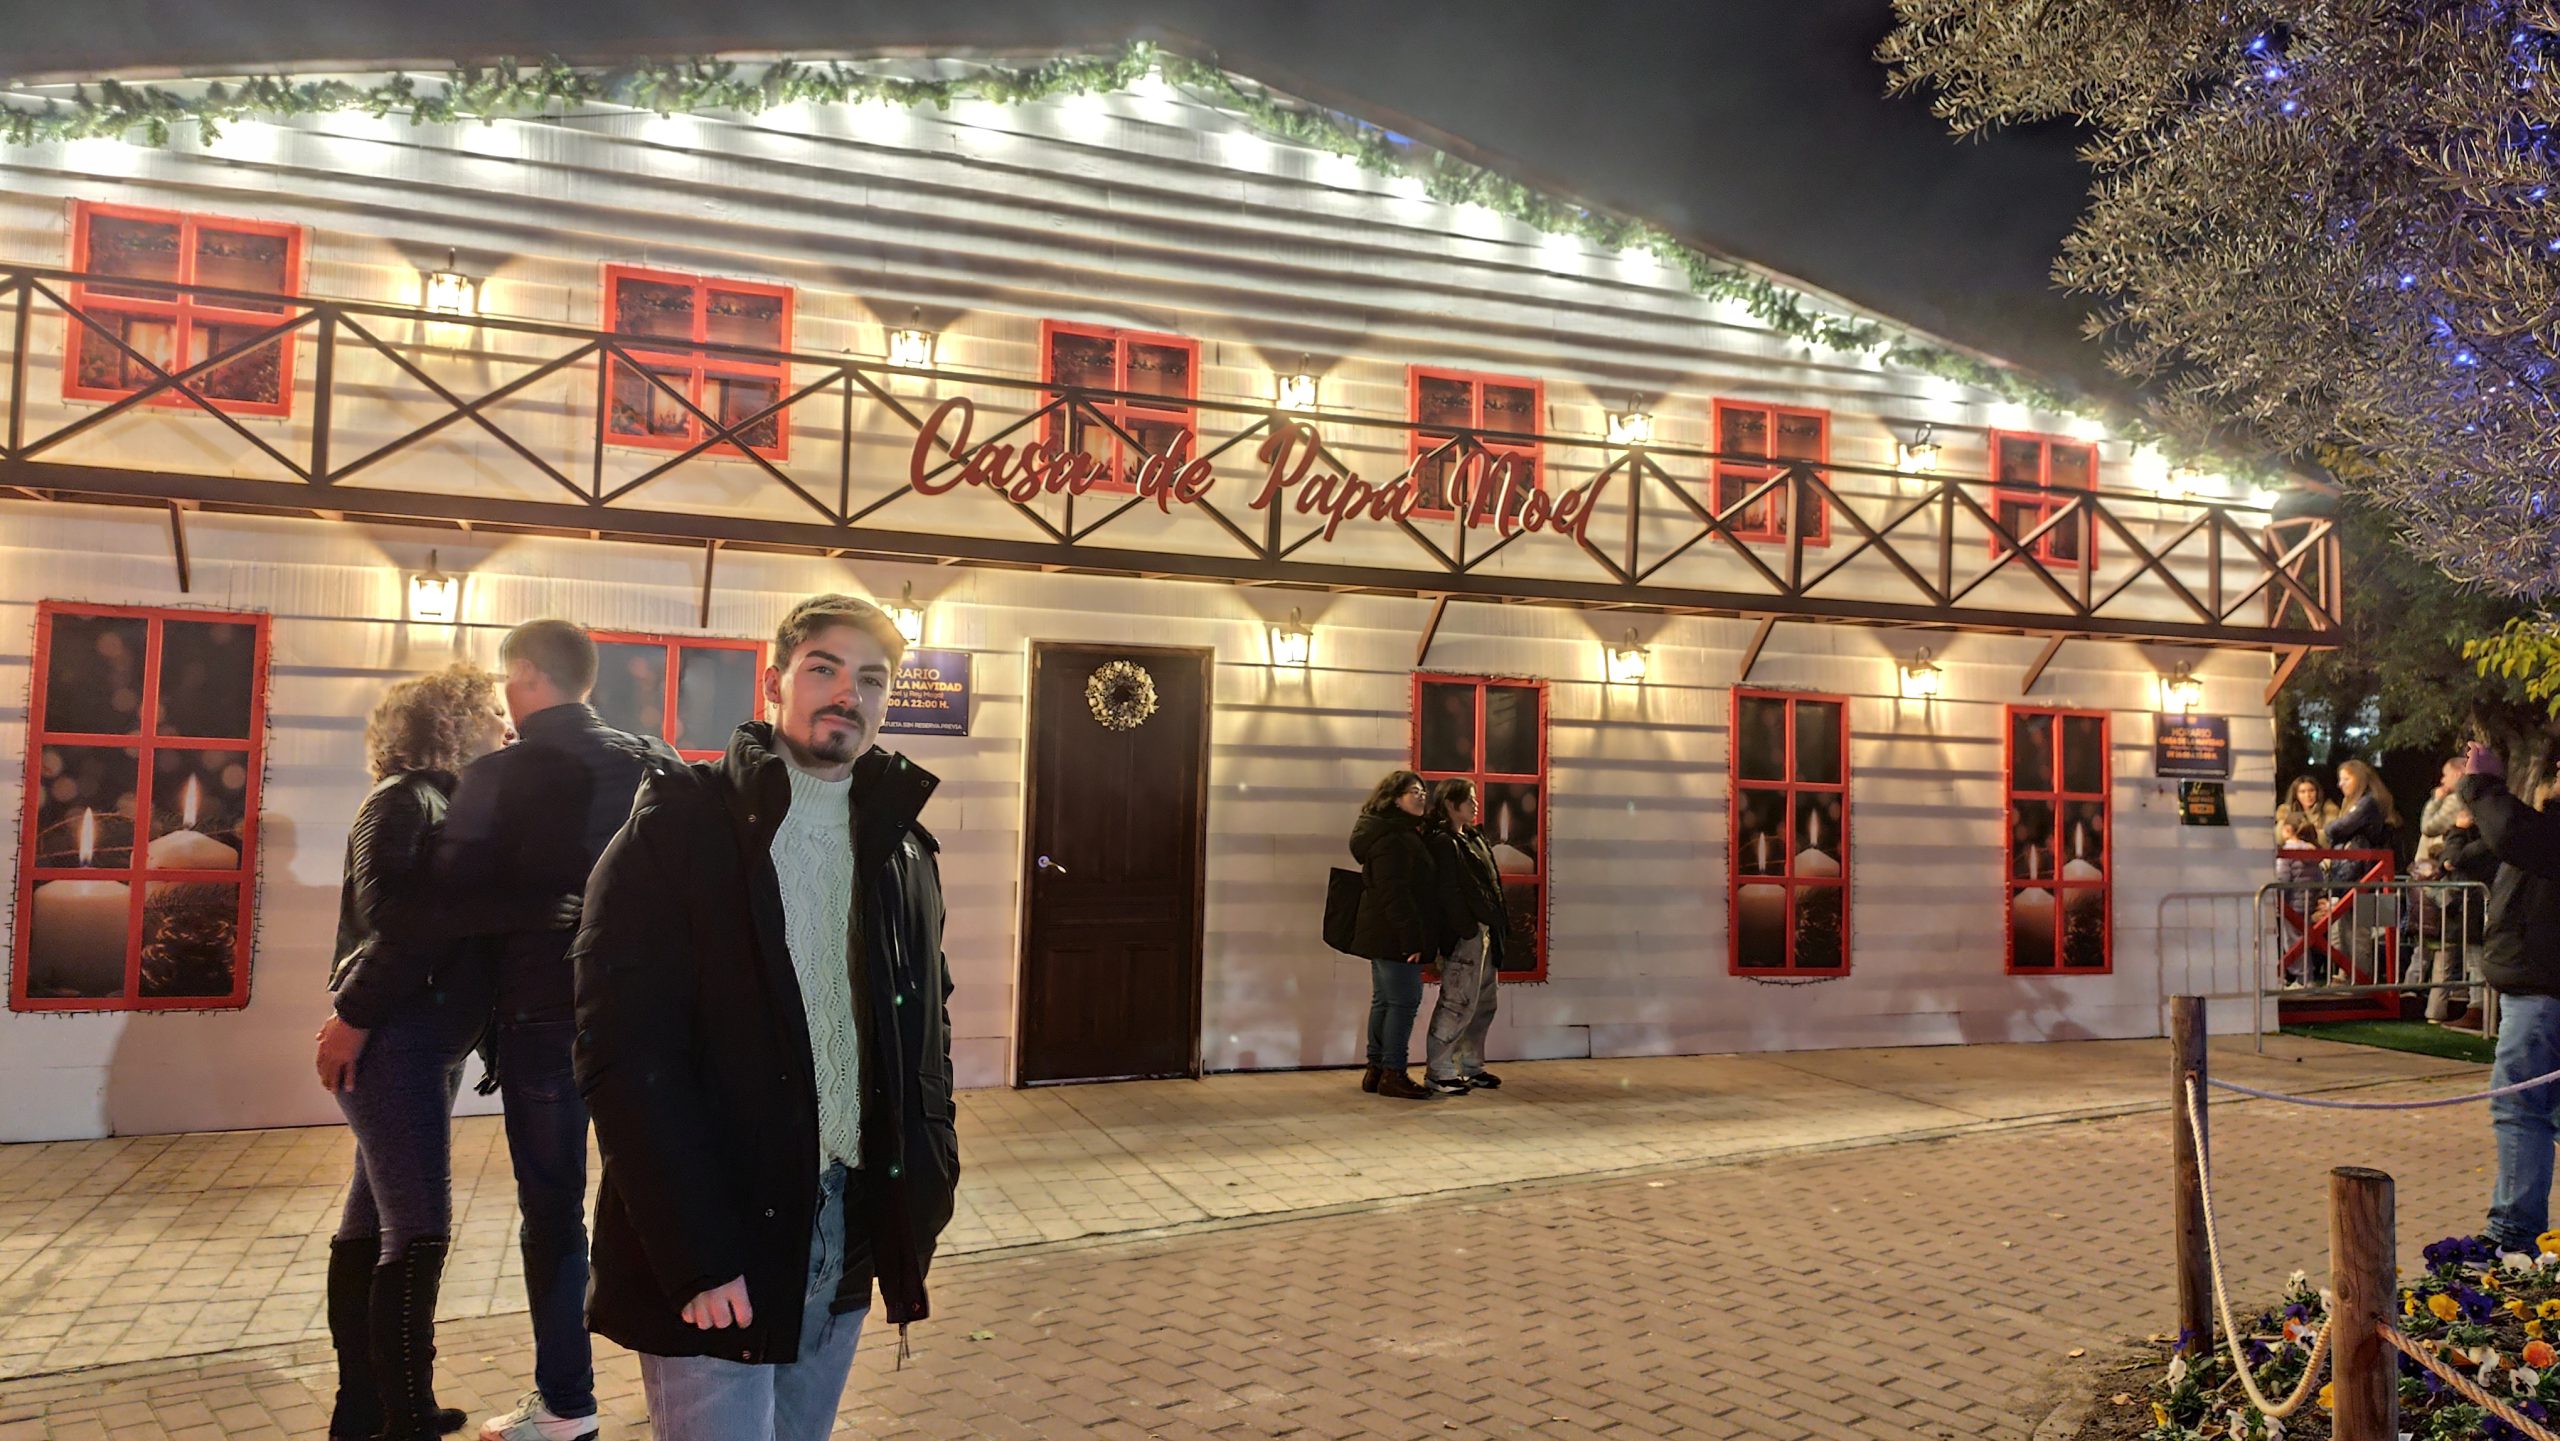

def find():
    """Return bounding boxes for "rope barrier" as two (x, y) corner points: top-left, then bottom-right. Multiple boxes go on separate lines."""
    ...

(2380, 1325), (2560, 1441)
(2205, 1065), (2560, 1111)
(2183, 1078), (2333, 1418)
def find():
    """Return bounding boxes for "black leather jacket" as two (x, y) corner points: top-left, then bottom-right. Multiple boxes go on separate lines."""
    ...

(1425, 825), (1509, 965)
(574, 724), (958, 1362)
(329, 771), (499, 1028)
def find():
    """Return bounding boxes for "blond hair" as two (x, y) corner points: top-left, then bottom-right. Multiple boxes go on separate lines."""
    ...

(364, 664), (499, 780)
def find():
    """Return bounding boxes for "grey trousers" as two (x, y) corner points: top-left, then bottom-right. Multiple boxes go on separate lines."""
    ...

(1425, 929), (1498, 1082)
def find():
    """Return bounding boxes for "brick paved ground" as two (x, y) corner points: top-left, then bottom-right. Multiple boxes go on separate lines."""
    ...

(0, 1037), (2501, 1438)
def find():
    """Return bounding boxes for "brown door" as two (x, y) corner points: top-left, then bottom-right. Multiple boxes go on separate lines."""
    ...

(1017, 643), (1209, 1085)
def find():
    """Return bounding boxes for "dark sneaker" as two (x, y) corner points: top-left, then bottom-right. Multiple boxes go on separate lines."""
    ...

(1465, 1070), (1502, 1089)
(1426, 1076), (1471, 1096)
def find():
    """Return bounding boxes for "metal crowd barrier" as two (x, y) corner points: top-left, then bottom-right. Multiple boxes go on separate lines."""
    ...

(2250, 872), (2491, 1051)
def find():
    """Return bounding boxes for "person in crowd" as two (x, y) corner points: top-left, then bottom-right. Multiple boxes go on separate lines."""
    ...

(573, 594), (959, 1441)
(2457, 742), (2560, 1254)
(2419, 755), (2468, 869)
(1350, 769), (1437, 1101)
(316, 666), (576, 1441)
(430, 620), (675, 1441)
(2275, 819), (2326, 985)
(2325, 759), (2403, 982)
(2430, 802), (2498, 1027)
(2274, 773), (2337, 852)
(2325, 759), (2400, 857)
(1421, 777), (1508, 1097)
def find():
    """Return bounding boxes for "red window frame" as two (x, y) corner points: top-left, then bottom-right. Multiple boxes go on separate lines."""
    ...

(1988, 430), (2099, 568)
(65, 201), (304, 419)
(1411, 672), (1550, 983)
(1039, 320), (1201, 495)
(602, 265), (795, 462)
(589, 631), (769, 762)
(13, 603), (272, 1013)
(1407, 367), (1545, 525)
(1712, 401), (1832, 546)
(1728, 688), (1851, 976)
(2004, 705), (2112, 974)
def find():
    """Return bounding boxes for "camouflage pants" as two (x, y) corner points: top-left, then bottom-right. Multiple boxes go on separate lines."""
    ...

(1425, 929), (1498, 1082)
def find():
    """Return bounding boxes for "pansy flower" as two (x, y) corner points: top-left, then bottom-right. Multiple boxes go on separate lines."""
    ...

(2430, 1293), (2464, 1322)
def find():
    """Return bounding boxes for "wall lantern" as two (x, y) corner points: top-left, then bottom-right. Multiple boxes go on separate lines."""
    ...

(2160, 463), (2206, 502)
(1894, 423), (1942, 476)
(887, 581), (927, 648)
(1605, 397), (1654, 447)
(1275, 356), (1318, 412)
(2160, 662), (2204, 714)
(419, 249), (479, 318)
(407, 551), (460, 624)
(1899, 648), (1944, 700)
(1605, 630), (1649, 685)
(886, 309), (935, 370)
(1270, 608), (1313, 667)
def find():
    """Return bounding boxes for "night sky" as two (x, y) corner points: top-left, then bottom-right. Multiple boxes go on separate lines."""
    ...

(11, 0), (2103, 386)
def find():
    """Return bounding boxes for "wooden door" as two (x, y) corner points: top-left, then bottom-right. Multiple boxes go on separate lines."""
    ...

(1016, 643), (1209, 1085)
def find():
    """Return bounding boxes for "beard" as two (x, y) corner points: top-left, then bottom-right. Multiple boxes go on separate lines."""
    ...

(785, 707), (867, 766)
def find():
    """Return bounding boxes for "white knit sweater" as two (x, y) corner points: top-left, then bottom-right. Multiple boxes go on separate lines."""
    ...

(774, 764), (861, 1169)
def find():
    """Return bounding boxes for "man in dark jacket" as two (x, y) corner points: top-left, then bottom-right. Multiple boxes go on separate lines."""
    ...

(573, 594), (959, 1441)
(2457, 743), (2560, 1252)
(432, 619), (668, 1441)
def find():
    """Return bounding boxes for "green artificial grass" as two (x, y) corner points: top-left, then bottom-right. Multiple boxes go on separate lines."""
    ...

(2280, 1017), (2497, 1065)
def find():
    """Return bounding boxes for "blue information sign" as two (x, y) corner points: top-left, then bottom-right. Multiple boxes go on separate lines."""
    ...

(882, 649), (972, 737)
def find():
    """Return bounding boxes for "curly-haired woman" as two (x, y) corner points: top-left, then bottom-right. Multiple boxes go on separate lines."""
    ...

(316, 665), (572, 1441)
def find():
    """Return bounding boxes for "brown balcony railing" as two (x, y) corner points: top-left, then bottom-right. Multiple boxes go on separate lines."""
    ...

(0, 264), (2336, 650)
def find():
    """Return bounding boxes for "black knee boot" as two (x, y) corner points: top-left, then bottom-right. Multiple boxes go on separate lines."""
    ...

(326, 1237), (384, 1441)
(368, 1236), (465, 1439)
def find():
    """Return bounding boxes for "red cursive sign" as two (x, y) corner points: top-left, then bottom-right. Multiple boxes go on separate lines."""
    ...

(908, 398), (1612, 543)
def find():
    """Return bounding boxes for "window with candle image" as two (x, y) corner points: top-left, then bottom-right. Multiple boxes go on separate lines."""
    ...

(1412, 673), (1550, 982)
(66, 201), (303, 416)
(603, 265), (794, 461)
(2006, 706), (2111, 974)
(1409, 368), (1545, 525)
(12, 604), (270, 1011)
(1041, 321), (1200, 495)
(589, 632), (767, 762)
(1729, 689), (1850, 975)
(1988, 431), (2099, 568)
(1712, 401), (1831, 545)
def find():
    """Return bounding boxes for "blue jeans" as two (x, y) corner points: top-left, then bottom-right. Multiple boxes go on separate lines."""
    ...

(496, 1019), (595, 1420)
(2489, 992), (2560, 1248)
(639, 1164), (867, 1441)
(1366, 959), (1424, 1070)
(335, 990), (484, 1260)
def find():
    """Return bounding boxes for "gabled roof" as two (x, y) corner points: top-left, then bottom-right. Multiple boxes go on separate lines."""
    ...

(0, 37), (2233, 470)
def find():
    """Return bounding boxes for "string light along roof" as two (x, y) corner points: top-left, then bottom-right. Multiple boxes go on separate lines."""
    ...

(0, 39), (2279, 485)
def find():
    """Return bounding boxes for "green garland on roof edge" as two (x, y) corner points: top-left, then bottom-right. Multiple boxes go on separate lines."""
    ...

(0, 41), (2264, 479)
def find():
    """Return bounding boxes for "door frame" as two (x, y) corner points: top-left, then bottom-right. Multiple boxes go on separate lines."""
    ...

(1011, 639), (1214, 1087)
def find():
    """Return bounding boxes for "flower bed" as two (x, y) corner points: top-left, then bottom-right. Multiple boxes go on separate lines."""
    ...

(2076, 1235), (2560, 1441)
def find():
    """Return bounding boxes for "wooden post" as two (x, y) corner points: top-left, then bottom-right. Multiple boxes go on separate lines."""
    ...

(2171, 994), (2212, 1359)
(2329, 1166), (2397, 1441)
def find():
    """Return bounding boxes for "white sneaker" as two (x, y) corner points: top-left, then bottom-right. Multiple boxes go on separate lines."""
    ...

(481, 1392), (600, 1441)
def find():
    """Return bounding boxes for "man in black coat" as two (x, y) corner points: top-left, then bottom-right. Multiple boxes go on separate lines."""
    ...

(431, 619), (668, 1441)
(2457, 743), (2560, 1253)
(572, 594), (959, 1441)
